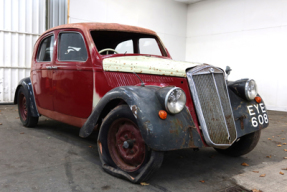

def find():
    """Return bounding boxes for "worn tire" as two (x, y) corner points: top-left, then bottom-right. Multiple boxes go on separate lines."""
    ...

(97, 105), (164, 183)
(17, 87), (39, 127)
(214, 130), (261, 157)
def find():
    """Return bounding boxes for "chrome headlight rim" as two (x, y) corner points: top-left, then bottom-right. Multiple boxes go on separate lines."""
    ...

(244, 79), (257, 100)
(164, 87), (186, 114)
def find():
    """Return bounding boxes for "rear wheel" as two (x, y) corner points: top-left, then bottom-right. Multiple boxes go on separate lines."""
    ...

(214, 130), (261, 157)
(98, 105), (164, 183)
(17, 87), (39, 127)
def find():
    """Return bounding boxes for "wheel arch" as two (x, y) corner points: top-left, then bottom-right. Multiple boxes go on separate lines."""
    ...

(94, 98), (128, 130)
(14, 77), (39, 117)
(80, 86), (203, 151)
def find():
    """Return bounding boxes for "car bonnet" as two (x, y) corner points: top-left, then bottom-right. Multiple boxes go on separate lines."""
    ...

(103, 56), (201, 77)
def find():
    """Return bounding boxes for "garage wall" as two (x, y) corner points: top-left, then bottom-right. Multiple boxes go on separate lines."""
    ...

(69, 0), (188, 61)
(0, 0), (46, 103)
(0, 0), (67, 103)
(186, 0), (287, 111)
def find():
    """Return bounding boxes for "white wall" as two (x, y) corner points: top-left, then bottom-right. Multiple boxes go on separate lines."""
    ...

(0, 0), (67, 103)
(186, 0), (287, 111)
(69, 0), (188, 61)
(0, 0), (46, 103)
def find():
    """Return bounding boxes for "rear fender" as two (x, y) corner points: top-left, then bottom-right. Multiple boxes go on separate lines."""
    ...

(14, 77), (39, 117)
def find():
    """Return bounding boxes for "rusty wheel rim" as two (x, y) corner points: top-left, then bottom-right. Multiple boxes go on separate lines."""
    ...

(19, 93), (28, 121)
(107, 118), (146, 172)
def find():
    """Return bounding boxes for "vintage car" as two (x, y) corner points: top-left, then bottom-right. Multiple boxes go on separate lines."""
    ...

(14, 23), (269, 183)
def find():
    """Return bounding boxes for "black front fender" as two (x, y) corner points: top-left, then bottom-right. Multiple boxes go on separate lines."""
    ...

(229, 87), (269, 138)
(14, 77), (39, 117)
(79, 86), (203, 151)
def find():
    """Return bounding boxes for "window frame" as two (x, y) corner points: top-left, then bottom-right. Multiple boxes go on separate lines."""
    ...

(89, 30), (168, 58)
(36, 34), (55, 62)
(57, 31), (89, 62)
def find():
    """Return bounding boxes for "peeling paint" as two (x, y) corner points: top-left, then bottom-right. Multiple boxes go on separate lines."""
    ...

(103, 56), (201, 77)
(131, 105), (138, 119)
(93, 71), (101, 109)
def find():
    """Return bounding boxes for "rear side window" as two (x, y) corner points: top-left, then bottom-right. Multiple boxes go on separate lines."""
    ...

(58, 32), (88, 61)
(37, 35), (54, 62)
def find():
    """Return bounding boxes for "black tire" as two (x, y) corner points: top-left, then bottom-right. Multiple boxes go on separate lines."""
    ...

(97, 105), (164, 183)
(17, 87), (39, 127)
(214, 130), (261, 157)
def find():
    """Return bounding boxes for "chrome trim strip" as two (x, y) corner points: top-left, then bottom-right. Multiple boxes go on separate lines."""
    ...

(224, 74), (238, 140)
(187, 72), (219, 147)
(211, 72), (231, 142)
(187, 64), (237, 147)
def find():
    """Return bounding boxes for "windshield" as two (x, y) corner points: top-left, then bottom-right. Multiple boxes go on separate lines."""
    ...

(90, 31), (166, 56)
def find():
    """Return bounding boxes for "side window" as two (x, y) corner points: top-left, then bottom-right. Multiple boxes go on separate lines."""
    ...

(37, 35), (54, 62)
(58, 32), (88, 61)
(115, 40), (134, 54)
(139, 38), (162, 56)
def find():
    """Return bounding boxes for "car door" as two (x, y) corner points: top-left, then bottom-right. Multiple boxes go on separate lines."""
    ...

(31, 33), (55, 111)
(53, 30), (93, 118)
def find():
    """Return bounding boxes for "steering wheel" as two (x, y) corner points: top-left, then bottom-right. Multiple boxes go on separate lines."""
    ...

(99, 48), (119, 55)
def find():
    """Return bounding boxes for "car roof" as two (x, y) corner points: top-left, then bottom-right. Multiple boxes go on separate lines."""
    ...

(43, 22), (157, 36)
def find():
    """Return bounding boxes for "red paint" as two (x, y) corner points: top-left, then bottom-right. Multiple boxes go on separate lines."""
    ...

(37, 106), (86, 127)
(53, 29), (93, 118)
(30, 23), (205, 145)
(43, 23), (157, 37)
(31, 32), (55, 111)
(32, 29), (93, 119)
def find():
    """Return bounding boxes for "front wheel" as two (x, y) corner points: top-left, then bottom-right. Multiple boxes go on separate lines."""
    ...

(17, 87), (39, 127)
(214, 130), (261, 157)
(97, 105), (164, 183)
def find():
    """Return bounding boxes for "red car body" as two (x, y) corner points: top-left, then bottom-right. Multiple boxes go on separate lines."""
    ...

(15, 23), (268, 183)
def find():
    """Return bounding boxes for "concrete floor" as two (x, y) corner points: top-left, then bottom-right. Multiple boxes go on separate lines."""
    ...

(0, 104), (286, 192)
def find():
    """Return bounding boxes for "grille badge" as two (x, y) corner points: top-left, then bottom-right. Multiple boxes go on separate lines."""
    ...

(210, 68), (214, 73)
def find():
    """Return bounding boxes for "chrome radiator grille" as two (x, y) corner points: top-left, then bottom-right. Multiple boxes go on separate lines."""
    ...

(187, 65), (237, 147)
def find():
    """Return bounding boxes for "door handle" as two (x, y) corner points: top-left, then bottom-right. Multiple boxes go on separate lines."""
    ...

(51, 66), (58, 69)
(46, 66), (52, 69)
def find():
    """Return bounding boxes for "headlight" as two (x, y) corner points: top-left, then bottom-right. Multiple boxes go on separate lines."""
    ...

(245, 79), (257, 100)
(165, 88), (186, 114)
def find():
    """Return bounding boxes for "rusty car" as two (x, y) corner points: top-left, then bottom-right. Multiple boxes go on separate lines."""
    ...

(14, 23), (269, 183)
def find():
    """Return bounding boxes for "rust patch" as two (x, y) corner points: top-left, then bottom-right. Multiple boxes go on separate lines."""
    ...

(258, 123), (263, 130)
(240, 119), (244, 130)
(172, 118), (184, 129)
(181, 138), (186, 147)
(44, 22), (157, 36)
(169, 129), (179, 135)
(235, 115), (246, 130)
(188, 126), (195, 147)
(130, 105), (137, 119)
